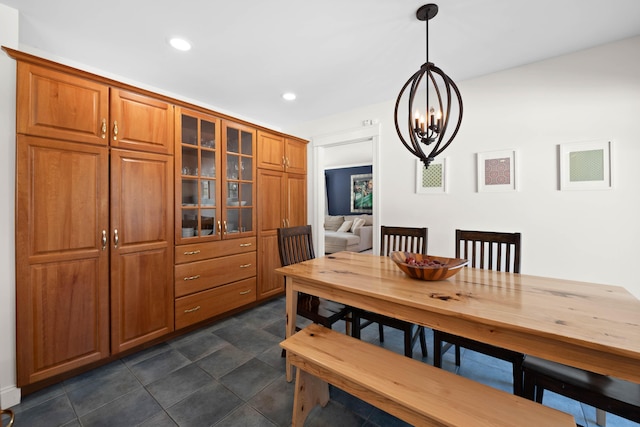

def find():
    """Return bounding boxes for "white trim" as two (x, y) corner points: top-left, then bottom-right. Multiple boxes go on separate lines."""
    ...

(1, 386), (20, 409)
(0, 3), (20, 410)
(311, 125), (380, 255)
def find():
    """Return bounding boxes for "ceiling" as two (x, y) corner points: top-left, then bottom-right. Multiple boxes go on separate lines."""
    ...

(3, 0), (640, 130)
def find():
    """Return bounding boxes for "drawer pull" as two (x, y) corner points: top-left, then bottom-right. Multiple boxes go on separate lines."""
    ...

(184, 250), (201, 255)
(184, 305), (201, 313)
(183, 275), (201, 281)
(239, 263), (252, 268)
(239, 289), (252, 295)
(239, 242), (253, 247)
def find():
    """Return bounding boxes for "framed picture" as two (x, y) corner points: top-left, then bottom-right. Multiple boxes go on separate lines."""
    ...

(559, 140), (612, 190)
(477, 150), (517, 192)
(416, 158), (447, 194)
(350, 173), (373, 213)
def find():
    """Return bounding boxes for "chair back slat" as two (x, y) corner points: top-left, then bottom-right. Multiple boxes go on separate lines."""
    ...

(278, 225), (316, 267)
(380, 226), (428, 256)
(455, 229), (521, 273)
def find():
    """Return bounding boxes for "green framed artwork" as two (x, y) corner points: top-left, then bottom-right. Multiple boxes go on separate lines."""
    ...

(416, 158), (447, 194)
(559, 140), (612, 190)
(350, 173), (373, 213)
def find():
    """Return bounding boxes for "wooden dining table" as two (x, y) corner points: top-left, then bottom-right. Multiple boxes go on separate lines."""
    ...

(276, 251), (640, 384)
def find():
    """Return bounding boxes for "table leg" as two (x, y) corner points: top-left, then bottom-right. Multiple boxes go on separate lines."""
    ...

(285, 276), (297, 382)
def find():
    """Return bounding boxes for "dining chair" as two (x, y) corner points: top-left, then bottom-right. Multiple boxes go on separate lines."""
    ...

(522, 355), (640, 425)
(351, 226), (428, 358)
(277, 225), (352, 356)
(433, 229), (524, 394)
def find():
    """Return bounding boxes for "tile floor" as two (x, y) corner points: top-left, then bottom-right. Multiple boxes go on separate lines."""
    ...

(3, 296), (638, 427)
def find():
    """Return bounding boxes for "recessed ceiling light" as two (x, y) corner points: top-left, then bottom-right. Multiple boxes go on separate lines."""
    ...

(282, 92), (297, 101)
(169, 37), (191, 51)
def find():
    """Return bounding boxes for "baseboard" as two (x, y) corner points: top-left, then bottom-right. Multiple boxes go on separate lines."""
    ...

(1, 384), (20, 409)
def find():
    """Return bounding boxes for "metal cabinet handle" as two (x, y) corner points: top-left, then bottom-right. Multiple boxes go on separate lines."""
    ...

(240, 263), (252, 268)
(239, 243), (252, 247)
(239, 289), (251, 295)
(101, 119), (107, 139)
(112, 120), (118, 141)
(218, 220), (222, 235)
(184, 306), (200, 313)
(113, 229), (119, 248)
(223, 220), (228, 234)
(184, 250), (201, 255)
(101, 230), (107, 250)
(183, 275), (201, 281)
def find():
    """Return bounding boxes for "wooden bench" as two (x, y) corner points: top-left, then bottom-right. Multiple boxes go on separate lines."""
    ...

(280, 324), (576, 427)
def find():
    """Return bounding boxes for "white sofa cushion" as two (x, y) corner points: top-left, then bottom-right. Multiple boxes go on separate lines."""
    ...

(337, 220), (353, 232)
(324, 215), (344, 231)
(351, 217), (366, 232)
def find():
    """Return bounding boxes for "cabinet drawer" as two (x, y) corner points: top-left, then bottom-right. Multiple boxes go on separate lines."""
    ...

(175, 237), (256, 264)
(175, 278), (256, 329)
(175, 252), (256, 297)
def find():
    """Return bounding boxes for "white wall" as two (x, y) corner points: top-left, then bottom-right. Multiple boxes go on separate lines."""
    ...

(0, 3), (19, 409)
(287, 36), (640, 299)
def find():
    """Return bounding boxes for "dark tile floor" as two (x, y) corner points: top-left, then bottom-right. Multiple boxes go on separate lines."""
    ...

(3, 296), (638, 427)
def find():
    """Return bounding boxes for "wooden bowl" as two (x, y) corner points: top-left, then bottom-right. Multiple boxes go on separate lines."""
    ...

(390, 251), (468, 281)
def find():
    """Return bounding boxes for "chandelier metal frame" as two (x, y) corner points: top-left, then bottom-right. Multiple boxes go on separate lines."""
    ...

(394, 4), (463, 169)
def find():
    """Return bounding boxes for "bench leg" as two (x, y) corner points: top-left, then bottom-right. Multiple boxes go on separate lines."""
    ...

(292, 369), (330, 427)
(286, 278), (298, 382)
(596, 408), (606, 426)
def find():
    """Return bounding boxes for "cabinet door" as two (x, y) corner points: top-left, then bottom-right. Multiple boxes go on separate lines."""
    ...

(222, 121), (256, 238)
(110, 149), (174, 354)
(17, 62), (109, 146)
(287, 173), (307, 227)
(257, 131), (285, 171)
(16, 135), (110, 386)
(257, 169), (287, 299)
(285, 138), (308, 175)
(175, 107), (222, 244)
(110, 89), (174, 155)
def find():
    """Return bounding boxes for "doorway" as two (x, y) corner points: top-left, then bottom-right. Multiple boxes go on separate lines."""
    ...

(311, 125), (380, 255)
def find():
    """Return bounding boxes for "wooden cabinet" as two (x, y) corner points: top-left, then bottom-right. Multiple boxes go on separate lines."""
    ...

(174, 109), (257, 330)
(257, 131), (307, 175)
(14, 58), (174, 386)
(257, 133), (308, 300)
(110, 89), (173, 155)
(110, 149), (174, 353)
(175, 108), (222, 242)
(17, 62), (173, 155)
(221, 120), (256, 237)
(11, 49), (308, 386)
(17, 63), (110, 145)
(174, 238), (257, 329)
(15, 135), (110, 386)
(175, 108), (256, 243)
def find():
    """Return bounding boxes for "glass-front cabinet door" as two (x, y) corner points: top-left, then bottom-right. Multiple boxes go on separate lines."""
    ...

(176, 110), (256, 243)
(175, 108), (221, 243)
(222, 121), (255, 237)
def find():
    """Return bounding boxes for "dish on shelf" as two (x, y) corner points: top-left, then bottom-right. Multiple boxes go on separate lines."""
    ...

(390, 251), (468, 281)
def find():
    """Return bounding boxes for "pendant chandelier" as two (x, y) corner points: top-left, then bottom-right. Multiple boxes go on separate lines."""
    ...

(394, 4), (463, 169)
